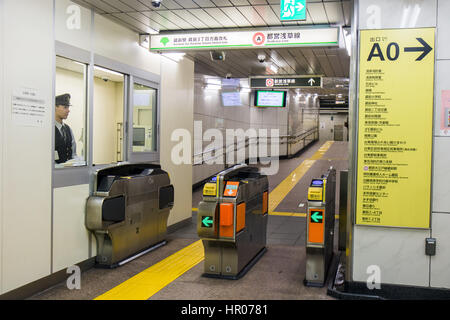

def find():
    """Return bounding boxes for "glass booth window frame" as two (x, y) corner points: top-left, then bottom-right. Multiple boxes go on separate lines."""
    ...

(128, 76), (160, 164)
(52, 54), (89, 169)
(53, 43), (161, 189)
(53, 54), (89, 170)
(53, 41), (92, 189)
(91, 54), (161, 167)
(92, 64), (128, 166)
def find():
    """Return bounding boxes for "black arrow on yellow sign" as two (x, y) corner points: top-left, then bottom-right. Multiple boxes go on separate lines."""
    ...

(404, 38), (433, 61)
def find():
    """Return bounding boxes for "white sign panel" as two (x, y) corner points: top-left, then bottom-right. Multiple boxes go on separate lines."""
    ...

(221, 92), (242, 107)
(150, 27), (339, 51)
(12, 87), (46, 127)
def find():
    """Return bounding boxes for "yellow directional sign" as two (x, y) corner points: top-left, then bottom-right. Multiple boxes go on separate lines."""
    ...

(356, 28), (435, 228)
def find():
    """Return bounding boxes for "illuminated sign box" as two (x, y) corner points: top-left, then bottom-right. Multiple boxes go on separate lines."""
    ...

(250, 76), (322, 88)
(254, 90), (287, 108)
(150, 27), (339, 51)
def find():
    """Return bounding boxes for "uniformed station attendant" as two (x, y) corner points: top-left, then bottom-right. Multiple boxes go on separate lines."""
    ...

(55, 93), (77, 164)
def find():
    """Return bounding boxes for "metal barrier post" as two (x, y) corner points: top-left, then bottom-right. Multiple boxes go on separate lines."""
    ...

(197, 164), (269, 279)
(338, 170), (348, 251)
(304, 167), (336, 287)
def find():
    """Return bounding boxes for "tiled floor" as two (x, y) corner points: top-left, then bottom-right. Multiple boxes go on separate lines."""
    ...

(30, 140), (348, 300)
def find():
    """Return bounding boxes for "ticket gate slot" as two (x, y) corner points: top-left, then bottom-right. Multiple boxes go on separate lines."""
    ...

(305, 167), (336, 287)
(197, 165), (268, 279)
(86, 163), (174, 268)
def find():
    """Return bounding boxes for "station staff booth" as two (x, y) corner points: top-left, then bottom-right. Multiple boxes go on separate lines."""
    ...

(0, 0), (194, 297)
(54, 46), (165, 276)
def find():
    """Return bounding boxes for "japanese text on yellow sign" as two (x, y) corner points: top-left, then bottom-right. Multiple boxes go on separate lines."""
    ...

(356, 28), (435, 228)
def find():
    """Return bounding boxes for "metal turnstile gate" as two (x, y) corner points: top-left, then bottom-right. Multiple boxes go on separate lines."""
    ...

(197, 164), (269, 279)
(86, 163), (174, 268)
(304, 167), (336, 287)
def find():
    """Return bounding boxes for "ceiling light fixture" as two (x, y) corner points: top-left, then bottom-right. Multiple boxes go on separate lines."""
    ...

(204, 84), (221, 90)
(94, 66), (123, 77)
(269, 64), (278, 73)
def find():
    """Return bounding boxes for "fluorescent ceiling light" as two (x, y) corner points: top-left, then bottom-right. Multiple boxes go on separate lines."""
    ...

(72, 61), (85, 67)
(204, 84), (221, 90)
(206, 78), (221, 86)
(270, 64), (278, 73)
(94, 66), (123, 77)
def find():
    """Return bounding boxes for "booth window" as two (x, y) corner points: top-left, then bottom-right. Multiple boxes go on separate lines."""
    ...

(93, 66), (125, 165)
(55, 56), (87, 168)
(132, 83), (157, 153)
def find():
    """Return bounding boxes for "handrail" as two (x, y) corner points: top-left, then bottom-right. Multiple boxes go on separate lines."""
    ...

(193, 126), (319, 165)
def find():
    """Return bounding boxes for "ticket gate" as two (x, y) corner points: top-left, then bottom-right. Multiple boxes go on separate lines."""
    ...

(304, 167), (336, 287)
(197, 164), (269, 279)
(86, 163), (174, 268)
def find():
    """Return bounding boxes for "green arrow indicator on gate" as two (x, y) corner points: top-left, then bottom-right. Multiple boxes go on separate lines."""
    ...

(202, 216), (213, 228)
(310, 211), (323, 223)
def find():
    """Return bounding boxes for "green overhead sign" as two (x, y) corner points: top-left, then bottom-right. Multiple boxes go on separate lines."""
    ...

(280, 0), (306, 21)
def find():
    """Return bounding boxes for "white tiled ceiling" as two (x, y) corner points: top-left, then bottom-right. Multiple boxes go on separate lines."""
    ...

(188, 45), (349, 78)
(73, 0), (352, 77)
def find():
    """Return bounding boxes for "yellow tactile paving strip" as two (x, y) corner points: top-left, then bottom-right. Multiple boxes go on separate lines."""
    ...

(309, 140), (334, 160)
(95, 141), (334, 300)
(268, 212), (307, 217)
(268, 141), (334, 214)
(95, 240), (204, 300)
(268, 159), (316, 213)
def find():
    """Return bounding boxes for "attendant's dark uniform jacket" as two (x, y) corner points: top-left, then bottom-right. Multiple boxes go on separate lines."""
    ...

(55, 124), (73, 164)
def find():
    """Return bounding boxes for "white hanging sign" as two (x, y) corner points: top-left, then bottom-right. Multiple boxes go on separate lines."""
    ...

(150, 27), (339, 51)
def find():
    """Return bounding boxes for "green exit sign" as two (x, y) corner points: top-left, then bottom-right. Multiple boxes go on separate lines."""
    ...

(280, 0), (306, 21)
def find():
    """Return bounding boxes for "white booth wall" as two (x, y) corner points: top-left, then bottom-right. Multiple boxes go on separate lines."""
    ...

(0, 0), (54, 295)
(0, 0), (193, 295)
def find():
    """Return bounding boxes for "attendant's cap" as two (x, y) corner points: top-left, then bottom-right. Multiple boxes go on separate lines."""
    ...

(55, 93), (72, 107)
